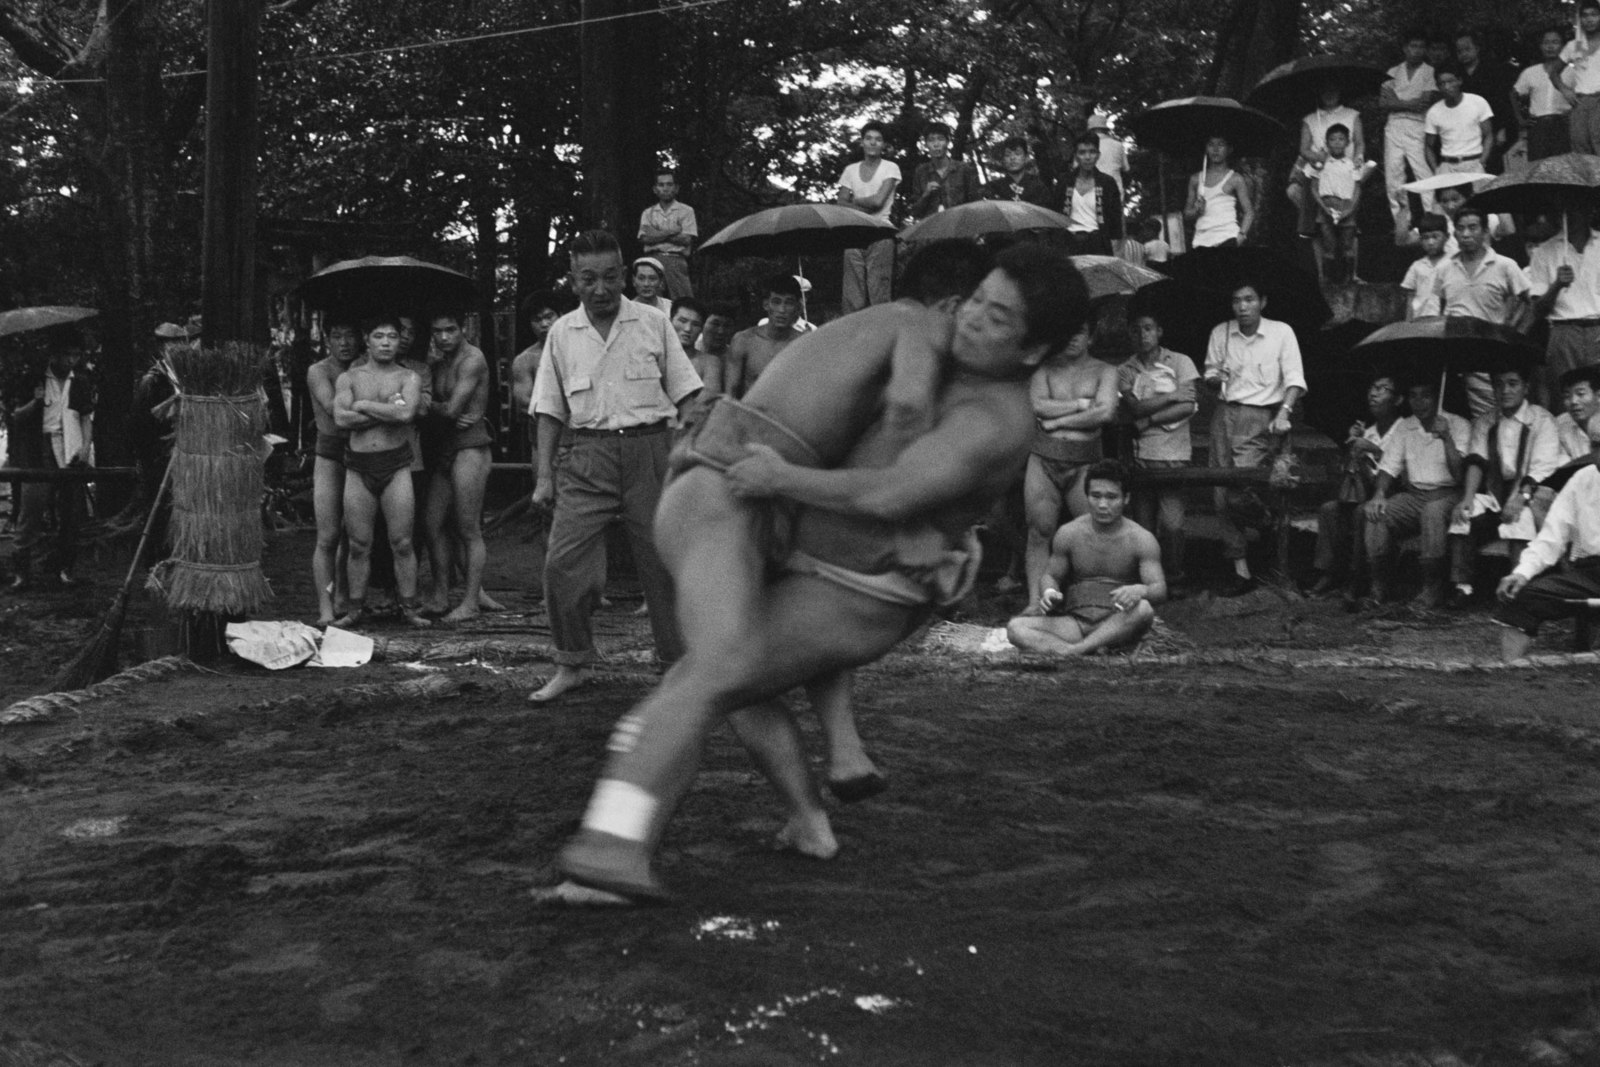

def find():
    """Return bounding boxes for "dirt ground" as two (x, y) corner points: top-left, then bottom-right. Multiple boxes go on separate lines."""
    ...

(5, 519), (1600, 1066)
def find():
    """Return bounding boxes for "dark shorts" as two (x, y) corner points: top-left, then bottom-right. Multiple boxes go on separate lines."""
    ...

(445, 419), (494, 454)
(1031, 432), (1102, 495)
(345, 442), (414, 497)
(315, 431), (346, 463)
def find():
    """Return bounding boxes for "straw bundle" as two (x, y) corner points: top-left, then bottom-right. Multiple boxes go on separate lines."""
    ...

(148, 342), (273, 615)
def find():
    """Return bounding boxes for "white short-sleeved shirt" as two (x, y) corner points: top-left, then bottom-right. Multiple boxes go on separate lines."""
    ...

(533, 297), (702, 431)
(1424, 94), (1495, 157)
(1553, 412), (1592, 464)
(1317, 156), (1358, 201)
(1515, 62), (1573, 117)
(1467, 401), (1562, 484)
(1433, 247), (1531, 323)
(1561, 37), (1600, 95)
(1386, 62), (1438, 133)
(1378, 413), (1473, 491)
(1525, 230), (1600, 321)
(839, 160), (902, 221)
(1515, 464), (1600, 578)
(1401, 253), (1448, 319)
(1096, 135), (1128, 194)
(1203, 318), (1307, 407)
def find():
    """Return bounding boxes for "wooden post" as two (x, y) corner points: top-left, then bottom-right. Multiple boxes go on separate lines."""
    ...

(200, 0), (262, 347)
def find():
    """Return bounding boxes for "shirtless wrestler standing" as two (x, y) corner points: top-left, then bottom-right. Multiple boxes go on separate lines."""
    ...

(1007, 459), (1166, 656)
(307, 317), (361, 625)
(333, 316), (430, 628)
(541, 243), (1090, 904)
(723, 274), (805, 399)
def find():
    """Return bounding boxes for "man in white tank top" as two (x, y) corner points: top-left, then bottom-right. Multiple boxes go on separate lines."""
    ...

(1185, 135), (1255, 248)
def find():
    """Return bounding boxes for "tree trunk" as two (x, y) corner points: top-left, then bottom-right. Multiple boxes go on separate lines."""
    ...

(581, 0), (659, 243)
(1208, 0), (1301, 100)
(200, 0), (263, 347)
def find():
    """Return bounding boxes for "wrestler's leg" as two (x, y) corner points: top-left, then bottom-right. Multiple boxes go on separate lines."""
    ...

(311, 457), (344, 625)
(556, 575), (917, 900)
(653, 468), (766, 656)
(1005, 614), (1086, 654)
(1061, 461), (1090, 520)
(339, 474), (379, 620)
(379, 466), (430, 627)
(422, 468), (454, 614)
(804, 671), (881, 789)
(1063, 601), (1155, 656)
(725, 699), (838, 859)
(1023, 455), (1063, 608)
(444, 446), (492, 622)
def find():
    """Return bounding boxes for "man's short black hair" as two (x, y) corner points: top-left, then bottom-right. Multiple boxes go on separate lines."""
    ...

(1582, 0), (1600, 15)
(923, 121), (952, 140)
(363, 313), (404, 336)
(1085, 459), (1130, 495)
(430, 310), (465, 329)
(705, 301), (738, 321)
(1435, 64), (1465, 82)
(1415, 211), (1449, 235)
(1326, 123), (1350, 140)
(763, 273), (803, 300)
(570, 228), (623, 262)
(899, 240), (992, 305)
(522, 288), (578, 322)
(1402, 25), (1429, 45)
(324, 313), (360, 332)
(670, 296), (707, 321)
(1404, 378), (1439, 397)
(1232, 276), (1268, 301)
(1455, 28), (1485, 49)
(1074, 131), (1101, 151)
(860, 120), (890, 141)
(1560, 365), (1600, 394)
(1453, 204), (1489, 230)
(999, 135), (1029, 156)
(655, 167), (677, 181)
(993, 243), (1090, 354)
(1494, 364), (1533, 385)
(1542, 22), (1572, 42)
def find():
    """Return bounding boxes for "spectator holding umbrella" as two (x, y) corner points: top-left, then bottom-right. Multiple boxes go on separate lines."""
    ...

(1185, 135), (1255, 248)
(1287, 82), (1365, 239)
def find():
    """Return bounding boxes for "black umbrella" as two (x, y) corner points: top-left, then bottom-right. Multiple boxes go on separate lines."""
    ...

(0, 305), (98, 338)
(1244, 55), (1390, 122)
(699, 203), (895, 257)
(1468, 152), (1600, 215)
(1154, 245), (1332, 335)
(297, 256), (477, 314)
(1124, 96), (1287, 160)
(1352, 316), (1543, 382)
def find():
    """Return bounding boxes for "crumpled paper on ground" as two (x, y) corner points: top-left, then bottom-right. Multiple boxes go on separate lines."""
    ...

(224, 621), (374, 670)
(307, 625), (374, 668)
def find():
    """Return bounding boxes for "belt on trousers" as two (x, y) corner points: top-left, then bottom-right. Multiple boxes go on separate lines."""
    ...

(1438, 154), (1477, 163)
(569, 420), (670, 438)
(1223, 401), (1276, 410)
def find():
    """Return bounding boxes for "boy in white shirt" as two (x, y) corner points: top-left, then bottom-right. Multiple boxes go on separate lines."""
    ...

(1400, 213), (1451, 319)
(1311, 124), (1365, 283)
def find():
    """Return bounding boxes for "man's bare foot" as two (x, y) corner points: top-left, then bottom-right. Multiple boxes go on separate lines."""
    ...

(420, 595), (450, 617)
(558, 829), (669, 901)
(315, 614), (336, 628)
(402, 607), (433, 629)
(527, 666), (588, 703)
(477, 590), (506, 611)
(529, 879), (639, 907)
(331, 607), (364, 628)
(774, 813), (839, 859)
(1500, 627), (1534, 664)
(442, 601), (480, 624)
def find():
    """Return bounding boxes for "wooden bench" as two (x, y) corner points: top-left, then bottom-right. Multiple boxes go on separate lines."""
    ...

(1130, 463), (1336, 577)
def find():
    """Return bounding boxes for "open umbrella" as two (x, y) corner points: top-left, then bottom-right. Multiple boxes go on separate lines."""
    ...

(1069, 255), (1166, 301)
(1352, 316), (1542, 382)
(1468, 152), (1600, 215)
(899, 199), (1072, 243)
(1402, 172), (1491, 193)
(699, 203), (895, 258)
(1154, 245), (1332, 334)
(1124, 96), (1287, 160)
(1244, 55), (1390, 122)
(297, 256), (477, 314)
(0, 305), (98, 338)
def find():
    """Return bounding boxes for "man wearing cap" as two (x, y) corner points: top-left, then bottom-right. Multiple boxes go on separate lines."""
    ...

(6, 342), (94, 590)
(528, 229), (701, 703)
(1087, 111), (1129, 197)
(637, 169), (697, 300)
(629, 256), (673, 315)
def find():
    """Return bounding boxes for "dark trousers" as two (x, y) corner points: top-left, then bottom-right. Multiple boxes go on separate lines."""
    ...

(12, 440), (81, 578)
(543, 431), (683, 666)
(1495, 557), (1600, 635)
(1314, 498), (1367, 580)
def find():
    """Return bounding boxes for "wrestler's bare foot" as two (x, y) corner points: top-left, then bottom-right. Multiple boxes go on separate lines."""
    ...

(527, 666), (588, 703)
(442, 600), (480, 624)
(773, 813), (839, 860)
(315, 614), (337, 628)
(477, 590), (506, 611)
(529, 879), (638, 907)
(421, 593), (450, 617)
(331, 606), (364, 628)
(401, 606), (434, 629)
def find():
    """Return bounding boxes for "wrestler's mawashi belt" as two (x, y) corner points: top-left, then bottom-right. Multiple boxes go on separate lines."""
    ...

(1031, 430), (1103, 464)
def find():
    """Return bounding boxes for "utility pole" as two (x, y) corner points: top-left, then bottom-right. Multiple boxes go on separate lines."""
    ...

(200, 0), (262, 345)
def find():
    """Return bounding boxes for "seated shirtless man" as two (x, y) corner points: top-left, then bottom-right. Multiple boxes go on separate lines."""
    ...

(1007, 459), (1166, 656)
(723, 273), (804, 398)
(540, 243), (1090, 904)
(333, 316), (429, 628)
(1023, 316), (1119, 604)
(307, 316), (361, 625)
(421, 311), (498, 622)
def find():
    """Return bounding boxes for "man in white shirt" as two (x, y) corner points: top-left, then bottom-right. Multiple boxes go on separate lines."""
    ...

(1363, 380), (1472, 606)
(1449, 366), (1561, 605)
(1380, 29), (1438, 226)
(1494, 415), (1600, 661)
(1087, 111), (1129, 196)
(1552, 366), (1600, 464)
(1431, 206), (1531, 419)
(837, 120), (900, 313)
(1561, 1), (1600, 153)
(1424, 68), (1495, 176)
(1526, 208), (1600, 403)
(1202, 280), (1306, 595)
(637, 168), (697, 299)
(7, 344), (93, 590)
(1514, 27), (1575, 160)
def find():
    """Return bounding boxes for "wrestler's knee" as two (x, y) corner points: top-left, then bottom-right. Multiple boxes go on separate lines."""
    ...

(346, 534), (373, 559)
(389, 533), (415, 557)
(1005, 616), (1039, 645)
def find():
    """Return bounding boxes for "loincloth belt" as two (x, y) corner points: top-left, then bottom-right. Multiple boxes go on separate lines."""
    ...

(1051, 575), (1122, 626)
(1031, 431), (1103, 464)
(785, 526), (981, 609)
(315, 431), (346, 463)
(443, 418), (494, 453)
(344, 442), (414, 496)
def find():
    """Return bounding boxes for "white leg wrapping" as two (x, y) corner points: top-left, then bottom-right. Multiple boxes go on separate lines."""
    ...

(582, 779), (658, 842)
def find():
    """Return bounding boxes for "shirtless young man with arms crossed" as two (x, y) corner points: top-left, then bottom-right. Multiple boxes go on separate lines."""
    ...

(333, 317), (429, 628)
(307, 317), (361, 625)
(723, 274), (805, 399)
(1023, 317), (1119, 604)
(421, 311), (498, 622)
(1007, 459), (1166, 656)
(539, 243), (1089, 904)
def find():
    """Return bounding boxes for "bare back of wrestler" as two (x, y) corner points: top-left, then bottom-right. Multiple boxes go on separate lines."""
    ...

(542, 244), (1086, 905)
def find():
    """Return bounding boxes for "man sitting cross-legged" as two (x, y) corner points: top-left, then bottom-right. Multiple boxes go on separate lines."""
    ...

(1006, 460), (1165, 656)
(1495, 415), (1600, 661)
(539, 243), (1089, 905)
(333, 316), (430, 629)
